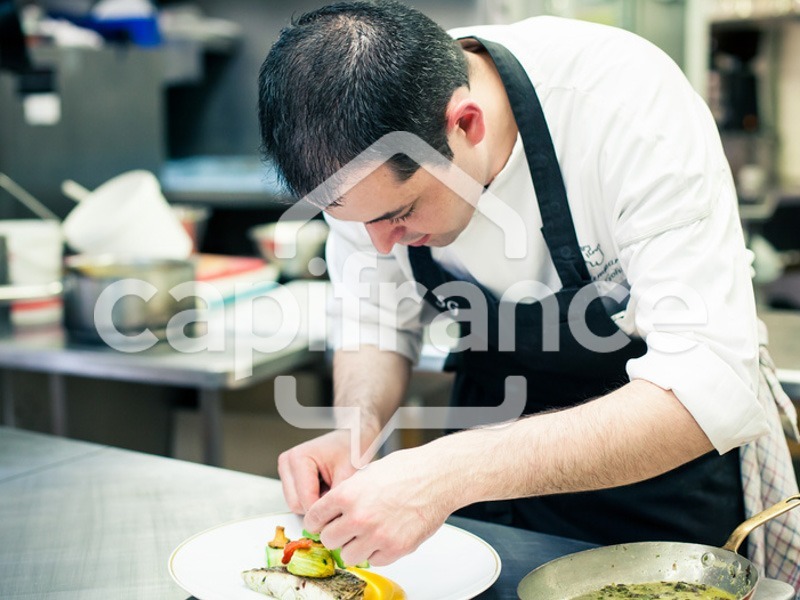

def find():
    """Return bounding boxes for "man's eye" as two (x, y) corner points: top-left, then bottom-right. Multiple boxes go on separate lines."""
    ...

(389, 206), (415, 224)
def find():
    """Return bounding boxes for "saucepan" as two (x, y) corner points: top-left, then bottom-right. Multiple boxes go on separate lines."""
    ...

(62, 254), (196, 344)
(518, 495), (800, 599)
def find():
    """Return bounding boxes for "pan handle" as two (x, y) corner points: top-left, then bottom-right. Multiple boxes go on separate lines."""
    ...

(723, 494), (800, 553)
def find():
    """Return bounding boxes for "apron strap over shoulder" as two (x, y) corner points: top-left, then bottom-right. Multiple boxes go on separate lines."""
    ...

(472, 37), (590, 290)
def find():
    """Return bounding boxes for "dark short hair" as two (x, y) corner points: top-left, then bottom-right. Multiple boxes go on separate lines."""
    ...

(257, 1), (469, 199)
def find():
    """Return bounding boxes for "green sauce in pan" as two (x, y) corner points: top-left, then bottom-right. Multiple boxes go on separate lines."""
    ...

(571, 581), (738, 599)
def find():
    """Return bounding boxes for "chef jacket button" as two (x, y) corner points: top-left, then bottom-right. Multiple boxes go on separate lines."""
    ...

(446, 299), (459, 316)
(560, 247), (572, 259)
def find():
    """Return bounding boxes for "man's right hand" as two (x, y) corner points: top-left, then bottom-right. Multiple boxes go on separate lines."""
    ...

(278, 346), (412, 514)
(277, 429), (359, 514)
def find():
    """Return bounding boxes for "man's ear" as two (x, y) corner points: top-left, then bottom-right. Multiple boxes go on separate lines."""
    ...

(445, 94), (485, 146)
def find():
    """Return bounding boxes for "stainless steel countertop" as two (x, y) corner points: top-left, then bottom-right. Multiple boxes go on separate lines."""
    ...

(0, 426), (287, 599)
(0, 427), (794, 600)
(0, 325), (315, 390)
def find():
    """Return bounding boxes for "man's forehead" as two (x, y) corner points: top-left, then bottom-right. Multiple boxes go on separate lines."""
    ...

(322, 163), (416, 219)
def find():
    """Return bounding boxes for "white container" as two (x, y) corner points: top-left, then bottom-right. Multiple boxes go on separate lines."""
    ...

(248, 220), (329, 279)
(0, 219), (63, 285)
(63, 170), (192, 259)
(0, 219), (64, 326)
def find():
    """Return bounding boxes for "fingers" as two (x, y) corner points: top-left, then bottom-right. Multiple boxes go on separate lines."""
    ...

(278, 451), (321, 514)
(277, 451), (301, 513)
(315, 515), (377, 568)
(331, 460), (357, 488)
(363, 550), (395, 568)
(334, 530), (414, 567)
(295, 457), (323, 513)
(277, 431), (358, 515)
(306, 484), (420, 567)
(303, 488), (343, 534)
(337, 536), (375, 567)
(317, 512), (354, 551)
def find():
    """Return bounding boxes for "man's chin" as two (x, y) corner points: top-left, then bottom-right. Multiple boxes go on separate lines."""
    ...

(403, 230), (461, 249)
(430, 230), (463, 248)
(407, 233), (431, 247)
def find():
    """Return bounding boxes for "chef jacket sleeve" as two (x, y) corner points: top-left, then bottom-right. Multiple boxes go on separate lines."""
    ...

(323, 213), (426, 363)
(607, 144), (768, 453)
(593, 40), (770, 453)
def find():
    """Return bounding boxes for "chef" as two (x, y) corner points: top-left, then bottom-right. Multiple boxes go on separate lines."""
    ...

(257, 0), (800, 588)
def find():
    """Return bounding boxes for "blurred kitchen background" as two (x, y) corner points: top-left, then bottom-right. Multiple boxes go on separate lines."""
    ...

(1, 0), (799, 478)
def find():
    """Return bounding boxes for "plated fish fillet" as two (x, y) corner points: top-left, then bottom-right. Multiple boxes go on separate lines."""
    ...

(242, 566), (366, 600)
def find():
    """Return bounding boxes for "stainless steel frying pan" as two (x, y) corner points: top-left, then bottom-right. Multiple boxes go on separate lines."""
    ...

(518, 494), (800, 599)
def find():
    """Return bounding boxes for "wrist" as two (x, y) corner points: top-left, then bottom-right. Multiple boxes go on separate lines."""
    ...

(332, 406), (383, 444)
(425, 431), (496, 515)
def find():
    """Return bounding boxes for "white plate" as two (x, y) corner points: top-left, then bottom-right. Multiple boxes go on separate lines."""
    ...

(169, 512), (501, 600)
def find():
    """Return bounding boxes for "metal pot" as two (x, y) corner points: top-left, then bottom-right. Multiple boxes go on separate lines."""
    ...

(517, 495), (800, 600)
(62, 255), (195, 344)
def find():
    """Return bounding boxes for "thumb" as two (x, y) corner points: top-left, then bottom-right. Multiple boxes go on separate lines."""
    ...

(331, 461), (359, 488)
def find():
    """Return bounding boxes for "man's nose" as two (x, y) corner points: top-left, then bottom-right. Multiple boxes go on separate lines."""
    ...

(364, 221), (405, 254)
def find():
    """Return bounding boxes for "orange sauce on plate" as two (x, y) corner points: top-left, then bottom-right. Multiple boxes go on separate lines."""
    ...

(347, 567), (406, 600)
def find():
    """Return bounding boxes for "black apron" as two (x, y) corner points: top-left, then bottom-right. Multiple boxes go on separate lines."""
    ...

(407, 38), (744, 547)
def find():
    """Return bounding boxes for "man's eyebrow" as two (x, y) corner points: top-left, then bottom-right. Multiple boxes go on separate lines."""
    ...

(364, 201), (415, 225)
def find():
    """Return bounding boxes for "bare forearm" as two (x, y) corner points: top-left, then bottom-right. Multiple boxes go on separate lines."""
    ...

(332, 346), (412, 438)
(431, 379), (713, 510)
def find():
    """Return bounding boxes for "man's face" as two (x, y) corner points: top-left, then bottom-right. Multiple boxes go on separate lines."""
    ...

(325, 153), (482, 255)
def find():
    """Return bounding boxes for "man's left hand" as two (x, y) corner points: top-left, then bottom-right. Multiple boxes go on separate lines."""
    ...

(302, 444), (457, 566)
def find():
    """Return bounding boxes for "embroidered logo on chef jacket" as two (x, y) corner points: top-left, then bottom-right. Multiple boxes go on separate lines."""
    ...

(435, 294), (460, 316)
(581, 243), (605, 267)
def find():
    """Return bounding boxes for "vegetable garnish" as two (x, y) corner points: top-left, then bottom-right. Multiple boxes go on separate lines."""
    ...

(302, 528), (370, 569)
(286, 545), (336, 578)
(268, 526), (290, 549)
(263, 526), (374, 582)
(302, 528), (321, 542)
(282, 538), (315, 564)
(249, 526), (406, 599)
(333, 547), (370, 570)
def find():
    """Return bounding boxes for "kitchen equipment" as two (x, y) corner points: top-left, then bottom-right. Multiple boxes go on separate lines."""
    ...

(62, 179), (209, 254)
(0, 219), (63, 286)
(0, 173), (66, 325)
(248, 219), (329, 280)
(0, 236), (10, 334)
(62, 254), (195, 344)
(517, 495), (800, 600)
(0, 173), (60, 221)
(171, 204), (209, 254)
(61, 178), (91, 202)
(62, 170), (192, 259)
(0, 174), (63, 288)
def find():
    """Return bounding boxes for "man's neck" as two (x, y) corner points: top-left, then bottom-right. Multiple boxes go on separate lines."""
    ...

(462, 42), (518, 186)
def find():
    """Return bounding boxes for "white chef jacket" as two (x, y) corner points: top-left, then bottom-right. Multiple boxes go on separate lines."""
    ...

(321, 16), (800, 587)
(324, 16), (769, 455)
